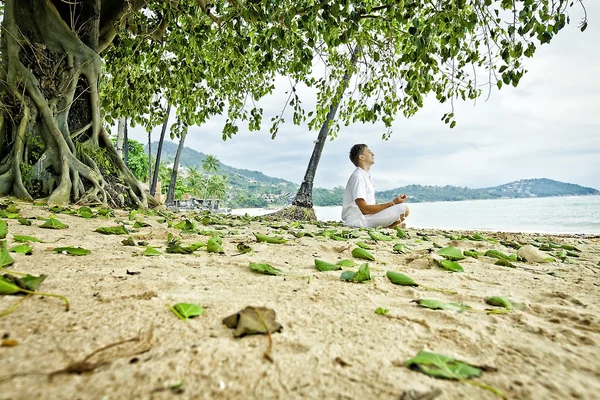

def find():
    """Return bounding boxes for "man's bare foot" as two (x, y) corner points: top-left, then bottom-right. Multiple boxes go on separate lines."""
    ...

(386, 220), (407, 229)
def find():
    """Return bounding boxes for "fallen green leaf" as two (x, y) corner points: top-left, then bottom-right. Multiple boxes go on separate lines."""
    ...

(485, 296), (513, 310)
(386, 271), (418, 286)
(352, 247), (375, 261)
(249, 262), (283, 276)
(0, 241), (14, 268)
(40, 217), (69, 230)
(95, 226), (129, 235)
(254, 233), (287, 244)
(406, 351), (504, 398)
(494, 259), (515, 268)
(12, 235), (43, 243)
(17, 218), (32, 226)
(53, 247), (90, 256)
(368, 230), (393, 242)
(395, 227), (408, 238)
(356, 241), (373, 249)
(121, 236), (136, 246)
(235, 243), (252, 254)
(314, 259), (342, 271)
(167, 303), (206, 320)
(375, 307), (389, 315)
(353, 263), (371, 282)
(143, 246), (161, 256)
(392, 243), (410, 254)
(10, 244), (32, 255)
(133, 221), (151, 228)
(167, 239), (194, 254)
(5, 204), (19, 214)
(485, 249), (511, 261)
(386, 271), (457, 294)
(341, 263), (371, 283)
(207, 237), (224, 254)
(406, 351), (481, 379)
(336, 259), (356, 267)
(0, 275), (69, 313)
(415, 299), (470, 312)
(77, 207), (95, 219)
(463, 250), (480, 259)
(174, 219), (196, 233)
(438, 246), (465, 261)
(435, 259), (464, 272)
(340, 271), (356, 281)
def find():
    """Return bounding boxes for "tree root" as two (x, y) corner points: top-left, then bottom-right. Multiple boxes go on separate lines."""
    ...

(267, 205), (317, 221)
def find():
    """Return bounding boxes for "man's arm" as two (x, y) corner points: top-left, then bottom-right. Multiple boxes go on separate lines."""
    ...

(355, 194), (407, 215)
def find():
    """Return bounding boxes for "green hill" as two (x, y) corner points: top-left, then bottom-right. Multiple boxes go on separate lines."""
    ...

(148, 142), (599, 207)
(148, 141), (298, 207)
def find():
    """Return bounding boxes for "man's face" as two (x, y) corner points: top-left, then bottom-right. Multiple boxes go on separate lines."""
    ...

(360, 147), (375, 165)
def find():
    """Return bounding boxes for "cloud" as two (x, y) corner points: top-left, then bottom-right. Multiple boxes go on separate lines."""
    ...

(126, 3), (600, 192)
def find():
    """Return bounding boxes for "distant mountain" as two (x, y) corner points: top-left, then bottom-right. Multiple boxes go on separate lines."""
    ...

(377, 178), (600, 203)
(148, 142), (599, 207)
(147, 141), (298, 207)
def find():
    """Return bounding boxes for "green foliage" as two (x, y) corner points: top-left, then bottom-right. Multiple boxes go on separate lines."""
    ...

(109, 138), (147, 181)
(125, 139), (148, 181)
(100, 0), (585, 142)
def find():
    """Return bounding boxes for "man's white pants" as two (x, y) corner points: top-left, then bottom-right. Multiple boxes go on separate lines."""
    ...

(344, 204), (407, 228)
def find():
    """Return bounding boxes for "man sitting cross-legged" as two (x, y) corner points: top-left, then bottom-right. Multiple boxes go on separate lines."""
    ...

(341, 144), (410, 229)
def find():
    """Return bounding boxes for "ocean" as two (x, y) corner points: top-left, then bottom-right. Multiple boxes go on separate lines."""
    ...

(231, 195), (600, 235)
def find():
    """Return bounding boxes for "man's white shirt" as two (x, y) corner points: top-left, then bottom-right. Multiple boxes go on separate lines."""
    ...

(342, 167), (375, 225)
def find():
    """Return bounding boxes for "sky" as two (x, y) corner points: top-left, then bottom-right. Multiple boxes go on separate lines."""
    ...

(126, 3), (600, 192)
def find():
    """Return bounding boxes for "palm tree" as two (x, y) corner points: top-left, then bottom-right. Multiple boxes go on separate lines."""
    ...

(206, 174), (228, 207)
(157, 161), (171, 196)
(201, 155), (219, 175)
(185, 166), (208, 198)
(200, 154), (220, 202)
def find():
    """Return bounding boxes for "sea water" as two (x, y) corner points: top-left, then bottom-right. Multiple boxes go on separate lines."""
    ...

(232, 195), (600, 234)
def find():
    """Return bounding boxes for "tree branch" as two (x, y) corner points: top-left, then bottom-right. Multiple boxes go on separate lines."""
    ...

(98, 0), (148, 53)
(195, 0), (224, 25)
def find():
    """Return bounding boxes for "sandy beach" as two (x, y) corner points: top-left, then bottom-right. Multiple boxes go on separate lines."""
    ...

(1, 200), (599, 400)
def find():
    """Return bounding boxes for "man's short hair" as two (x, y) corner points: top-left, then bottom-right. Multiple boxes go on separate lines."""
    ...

(349, 144), (368, 167)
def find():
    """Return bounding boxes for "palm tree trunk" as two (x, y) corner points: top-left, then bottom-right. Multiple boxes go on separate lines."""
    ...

(150, 103), (170, 195)
(166, 127), (187, 205)
(292, 45), (361, 209)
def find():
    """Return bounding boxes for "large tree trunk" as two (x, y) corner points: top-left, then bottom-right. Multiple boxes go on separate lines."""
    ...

(150, 104), (170, 196)
(272, 46), (360, 220)
(0, 0), (156, 208)
(166, 127), (186, 205)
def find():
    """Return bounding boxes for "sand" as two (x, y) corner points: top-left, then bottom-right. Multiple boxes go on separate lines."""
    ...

(0, 201), (599, 400)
